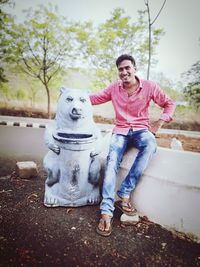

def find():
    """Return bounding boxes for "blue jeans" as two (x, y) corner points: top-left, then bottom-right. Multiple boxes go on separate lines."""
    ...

(100, 129), (157, 216)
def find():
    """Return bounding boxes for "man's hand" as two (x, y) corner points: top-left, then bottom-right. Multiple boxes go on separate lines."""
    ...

(48, 143), (60, 154)
(150, 119), (164, 135)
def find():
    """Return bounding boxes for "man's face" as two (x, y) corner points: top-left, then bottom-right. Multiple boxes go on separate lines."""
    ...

(117, 60), (136, 85)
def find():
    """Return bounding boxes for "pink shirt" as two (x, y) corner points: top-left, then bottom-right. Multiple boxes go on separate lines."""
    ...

(90, 77), (176, 135)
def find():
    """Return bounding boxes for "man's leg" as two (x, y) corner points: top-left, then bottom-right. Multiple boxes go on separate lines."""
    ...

(117, 129), (157, 203)
(97, 133), (128, 234)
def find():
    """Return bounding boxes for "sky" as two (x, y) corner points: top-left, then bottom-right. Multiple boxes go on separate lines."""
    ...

(4, 0), (200, 82)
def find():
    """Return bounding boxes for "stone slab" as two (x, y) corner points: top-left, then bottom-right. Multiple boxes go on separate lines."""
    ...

(16, 161), (38, 179)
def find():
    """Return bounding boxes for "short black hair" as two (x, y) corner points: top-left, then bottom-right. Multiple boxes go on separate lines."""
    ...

(116, 54), (136, 67)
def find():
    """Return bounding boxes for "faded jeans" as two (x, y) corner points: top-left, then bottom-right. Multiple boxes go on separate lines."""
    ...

(100, 129), (157, 216)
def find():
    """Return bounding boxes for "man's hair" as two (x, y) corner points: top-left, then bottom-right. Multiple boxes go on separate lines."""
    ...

(116, 54), (136, 67)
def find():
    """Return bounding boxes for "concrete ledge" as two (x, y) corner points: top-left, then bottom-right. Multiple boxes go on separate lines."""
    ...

(116, 147), (200, 241)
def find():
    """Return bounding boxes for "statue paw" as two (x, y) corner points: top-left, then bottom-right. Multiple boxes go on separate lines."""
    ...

(48, 143), (60, 154)
(87, 195), (100, 205)
(90, 151), (99, 158)
(44, 196), (60, 207)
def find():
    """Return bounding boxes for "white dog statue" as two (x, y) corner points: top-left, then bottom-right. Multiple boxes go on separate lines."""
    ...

(43, 87), (102, 207)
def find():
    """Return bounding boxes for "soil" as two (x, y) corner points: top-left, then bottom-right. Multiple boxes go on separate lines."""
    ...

(0, 107), (200, 266)
(0, 157), (200, 267)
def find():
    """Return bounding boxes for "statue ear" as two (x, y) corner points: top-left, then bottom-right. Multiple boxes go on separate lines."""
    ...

(60, 87), (66, 94)
(86, 89), (91, 94)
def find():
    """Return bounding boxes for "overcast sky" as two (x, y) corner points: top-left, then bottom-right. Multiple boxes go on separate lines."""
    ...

(4, 0), (200, 82)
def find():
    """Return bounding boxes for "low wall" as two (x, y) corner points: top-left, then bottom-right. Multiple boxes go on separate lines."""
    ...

(0, 125), (47, 159)
(115, 146), (200, 241)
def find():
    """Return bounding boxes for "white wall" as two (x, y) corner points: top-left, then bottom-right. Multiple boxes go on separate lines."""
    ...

(116, 147), (200, 241)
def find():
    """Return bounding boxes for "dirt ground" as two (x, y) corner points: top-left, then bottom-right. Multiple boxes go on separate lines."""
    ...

(0, 157), (200, 267)
(154, 132), (200, 153)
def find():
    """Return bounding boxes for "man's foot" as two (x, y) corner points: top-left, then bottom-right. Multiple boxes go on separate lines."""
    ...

(115, 198), (137, 216)
(96, 214), (112, 237)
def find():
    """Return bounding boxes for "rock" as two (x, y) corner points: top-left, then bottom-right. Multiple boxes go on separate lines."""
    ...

(120, 213), (140, 225)
(16, 161), (38, 179)
(170, 137), (183, 150)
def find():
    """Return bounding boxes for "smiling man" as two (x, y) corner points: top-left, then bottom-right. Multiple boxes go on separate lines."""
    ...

(90, 54), (176, 236)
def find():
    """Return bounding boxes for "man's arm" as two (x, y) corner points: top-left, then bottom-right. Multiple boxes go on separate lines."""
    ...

(150, 83), (176, 134)
(89, 84), (113, 105)
(150, 119), (164, 135)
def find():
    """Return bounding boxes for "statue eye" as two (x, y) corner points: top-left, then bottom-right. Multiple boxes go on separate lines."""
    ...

(66, 96), (73, 102)
(80, 97), (86, 103)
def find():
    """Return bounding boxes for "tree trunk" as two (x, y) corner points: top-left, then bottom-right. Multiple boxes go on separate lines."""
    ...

(44, 83), (51, 119)
(145, 0), (166, 80)
(147, 23), (151, 80)
(146, 1), (151, 80)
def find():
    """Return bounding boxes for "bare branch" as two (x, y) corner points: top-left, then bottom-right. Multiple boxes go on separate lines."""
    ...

(27, 42), (41, 66)
(21, 53), (43, 80)
(151, 0), (167, 26)
(46, 65), (61, 83)
(21, 55), (34, 73)
(19, 65), (37, 79)
(46, 50), (63, 69)
(144, 0), (166, 79)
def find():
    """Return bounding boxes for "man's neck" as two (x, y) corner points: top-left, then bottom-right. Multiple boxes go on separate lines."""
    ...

(123, 77), (139, 95)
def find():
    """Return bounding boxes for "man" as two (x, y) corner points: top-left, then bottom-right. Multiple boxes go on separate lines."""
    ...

(90, 54), (176, 236)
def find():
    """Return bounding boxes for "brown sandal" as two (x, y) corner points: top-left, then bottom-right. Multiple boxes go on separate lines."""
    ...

(115, 200), (137, 216)
(96, 217), (113, 237)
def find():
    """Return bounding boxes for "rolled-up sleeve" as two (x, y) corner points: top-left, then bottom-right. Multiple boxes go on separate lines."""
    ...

(89, 85), (112, 105)
(152, 83), (176, 122)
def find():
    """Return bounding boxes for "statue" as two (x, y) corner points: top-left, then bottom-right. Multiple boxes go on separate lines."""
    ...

(43, 87), (102, 207)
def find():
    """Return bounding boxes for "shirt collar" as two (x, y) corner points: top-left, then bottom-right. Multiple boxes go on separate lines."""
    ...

(118, 76), (142, 91)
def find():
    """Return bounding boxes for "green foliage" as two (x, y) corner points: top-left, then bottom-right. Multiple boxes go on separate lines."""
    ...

(173, 104), (200, 123)
(162, 86), (182, 100)
(2, 4), (80, 117)
(12, 5), (76, 76)
(182, 55), (200, 110)
(0, 82), (10, 101)
(182, 60), (200, 84)
(75, 8), (164, 89)
(183, 82), (200, 110)
(0, 0), (15, 84)
(16, 88), (25, 100)
(0, 67), (8, 83)
(1, 5), (164, 110)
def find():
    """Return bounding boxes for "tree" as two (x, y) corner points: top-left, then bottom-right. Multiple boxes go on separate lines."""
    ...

(144, 0), (166, 80)
(183, 83), (200, 110)
(182, 36), (200, 110)
(0, 0), (15, 84)
(6, 4), (77, 118)
(182, 60), (200, 84)
(0, 82), (10, 103)
(75, 8), (164, 89)
(182, 59), (200, 110)
(183, 60), (200, 110)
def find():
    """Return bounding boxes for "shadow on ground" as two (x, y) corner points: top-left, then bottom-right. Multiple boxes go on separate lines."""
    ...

(0, 157), (200, 267)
